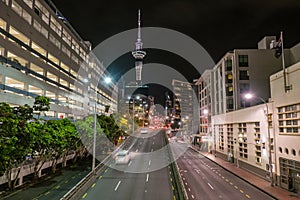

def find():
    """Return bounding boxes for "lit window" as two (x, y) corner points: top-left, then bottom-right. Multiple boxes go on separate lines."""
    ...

(31, 42), (46, 57)
(0, 17), (6, 36)
(28, 85), (43, 96)
(9, 26), (30, 45)
(23, 0), (33, 8)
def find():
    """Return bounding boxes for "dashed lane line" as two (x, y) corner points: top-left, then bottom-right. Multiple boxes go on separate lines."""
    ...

(114, 180), (121, 191)
(82, 193), (87, 199)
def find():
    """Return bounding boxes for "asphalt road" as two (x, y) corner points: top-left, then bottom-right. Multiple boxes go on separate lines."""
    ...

(82, 129), (175, 200)
(176, 146), (276, 200)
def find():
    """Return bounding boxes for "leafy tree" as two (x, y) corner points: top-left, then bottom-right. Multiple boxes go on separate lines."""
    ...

(33, 96), (50, 119)
(0, 103), (32, 190)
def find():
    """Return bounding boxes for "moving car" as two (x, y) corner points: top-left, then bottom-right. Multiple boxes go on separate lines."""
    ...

(115, 150), (130, 164)
(140, 128), (148, 134)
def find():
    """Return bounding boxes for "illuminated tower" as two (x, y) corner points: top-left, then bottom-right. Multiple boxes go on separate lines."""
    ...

(132, 9), (146, 85)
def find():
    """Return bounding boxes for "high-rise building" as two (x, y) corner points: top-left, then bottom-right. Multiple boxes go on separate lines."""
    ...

(172, 79), (198, 133)
(0, 0), (117, 119)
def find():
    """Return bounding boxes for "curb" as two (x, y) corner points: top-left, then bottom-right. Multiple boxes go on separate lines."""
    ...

(189, 146), (279, 200)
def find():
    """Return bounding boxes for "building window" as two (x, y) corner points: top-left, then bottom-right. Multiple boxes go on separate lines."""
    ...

(278, 104), (299, 134)
(33, 20), (48, 38)
(285, 148), (289, 154)
(0, 18), (6, 38)
(23, 0), (33, 8)
(225, 59), (232, 71)
(239, 70), (249, 80)
(238, 55), (248, 67)
(34, 0), (50, 25)
(49, 33), (61, 49)
(50, 15), (62, 36)
(9, 26), (30, 46)
(292, 149), (296, 156)
(62, 29), (71, 46)
(5, 77), (25, 93)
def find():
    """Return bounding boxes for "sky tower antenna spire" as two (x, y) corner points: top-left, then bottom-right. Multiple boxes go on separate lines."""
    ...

(132, 9), (146, 84)
(136, 9), (142, 50)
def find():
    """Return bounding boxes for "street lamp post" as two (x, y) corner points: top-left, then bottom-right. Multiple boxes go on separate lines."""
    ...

(244, 93), (274, 186)
(86, 77), (112, 175)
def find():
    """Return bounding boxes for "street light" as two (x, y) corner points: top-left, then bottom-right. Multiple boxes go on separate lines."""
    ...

(83, 79), (97, 174)
(84, 77), (111, 175)
(244, 93), (274, 186)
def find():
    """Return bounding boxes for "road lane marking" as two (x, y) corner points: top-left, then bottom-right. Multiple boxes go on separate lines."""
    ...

(82, 193), (87, 199)
(240, 189), (244, 193)
(114, 181), (121, 191)
(148, 160), (151, 166)
(246, 194), (251, 198)
(99, 176), (102, 179)
(188, 188), (191, 191)
(234, 185), (238, 189)
(207, 182), (214, 190)
(185, 182), (187, 185)
(136, 149), (139, 152)
(128, 160), (132, 166)
(44, 191), (50, 195)
(229, 182), (233, 185)
(188, 161), (191, 164)
(191, 194), (195, 199)
(146, 173), (149, 182)
(153, 141), (155, 145)
(55, 185), (60, 189)
(91, 183), (96, 188)
(65, 180), (69, 183)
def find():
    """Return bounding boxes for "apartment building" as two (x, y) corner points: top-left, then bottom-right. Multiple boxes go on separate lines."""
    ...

(212, 36), (286, 116)
(0, 0), (117, 119)
(210, 41), (300, 191)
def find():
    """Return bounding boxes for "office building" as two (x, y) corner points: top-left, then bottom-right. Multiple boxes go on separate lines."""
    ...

(0, 0), (117, 119)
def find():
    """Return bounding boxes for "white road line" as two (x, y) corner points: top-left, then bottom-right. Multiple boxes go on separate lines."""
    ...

(128, 160), (132, 166)
(207, 182), (214, 190)
(188, 161), (191, 165)
(114, 181), (121, 191)
(148, 160), (151, 166)
(188, 188), (191, 191)
(136, 149), (139, 152)
(191, 194), (195, 199)
(146, 173), (149, 182)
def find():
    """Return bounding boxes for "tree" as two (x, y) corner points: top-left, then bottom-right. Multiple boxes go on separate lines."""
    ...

(33, 96), (50, 119)
(0, 103), (33, 190)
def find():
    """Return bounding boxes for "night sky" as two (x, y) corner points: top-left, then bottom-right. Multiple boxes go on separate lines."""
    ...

(52, 0), (300, 105)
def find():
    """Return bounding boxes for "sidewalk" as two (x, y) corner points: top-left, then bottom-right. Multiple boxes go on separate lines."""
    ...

(190, 146), (299, 200)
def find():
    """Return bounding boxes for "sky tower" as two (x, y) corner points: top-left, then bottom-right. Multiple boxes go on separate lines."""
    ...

(132, 9), (146, 85)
